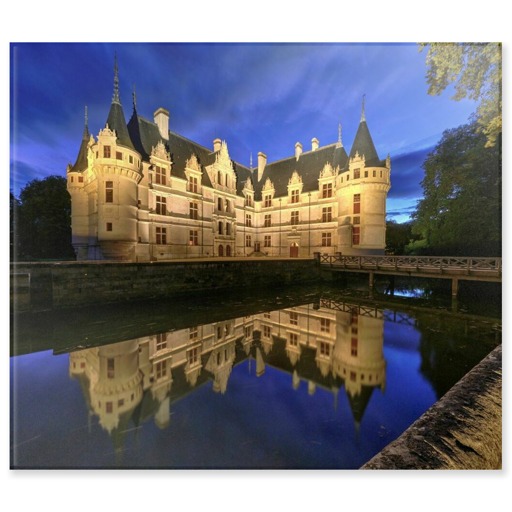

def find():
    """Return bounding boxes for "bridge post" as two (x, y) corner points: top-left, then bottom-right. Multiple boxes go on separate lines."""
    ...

(451, 277), (459, 298)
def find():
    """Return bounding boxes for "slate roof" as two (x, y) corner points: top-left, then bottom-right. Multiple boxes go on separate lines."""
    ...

(253, 144), (348, 201)
(127, 110), (256, 193)
(70, 124), (90, 172)
(106, 101), (135, 150)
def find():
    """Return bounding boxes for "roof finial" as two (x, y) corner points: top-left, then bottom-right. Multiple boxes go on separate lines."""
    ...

(85, 105), (88, 128)
(338, 122), (343, 147)
(113, 52), (120, 104)
(250, 152), (253, 169)
(361, 94), (366, 122)
(132, 83), (137, 111)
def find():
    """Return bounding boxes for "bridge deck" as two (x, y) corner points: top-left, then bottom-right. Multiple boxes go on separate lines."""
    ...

(318, 254), (501, 283)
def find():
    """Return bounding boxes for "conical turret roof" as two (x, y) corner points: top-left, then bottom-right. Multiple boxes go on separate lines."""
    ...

(105, 55), (135, 150)
(71, 109), (90, 172)
(349, 120), (380, 166)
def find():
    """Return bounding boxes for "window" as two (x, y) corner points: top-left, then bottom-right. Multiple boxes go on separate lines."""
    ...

(380, 170), (383, 178)
(155, 361), (167, 379)
(118, 399), (124, 407)
(188, 347), (199, 365)
(217, 326), (223, 339)
(226, 223), (231, 236)
(351, 338), (358, 357)
(116, 151), (123, 161)
(106, 222), (113, 232)
(156, 226), (167, 244)
(106, 402), (113, 413)
(322, 207), (332, 222)
(245, 195), (253, 207)
(350, 371), (356, 382)
(156, 333), (167, 351)
(225, 174), (229, 187)
(246, 214), (252, 227)
(322, 182), (333, 198)
(353, 193), (361, 214)
(189, 230), (198, 246)
(217, 197), (223, 211)
(263, 325), (271, 338)
(353, 216), (360, 225)
(156, 196), (167, 215)
(373, 170), (376, 177)
(218, 221), (223, 235)
(320, 318), (330, 333)
(190, 202), (198, 220)
(352, 226), (360, 245)
(189, 176), (198, 193)
(290, 189), (299, 203)
(264, 311), (271, 319)
(107, 358), (115, 379)
(264, 214), (271, 227)
(245, 235), (252, 247)
(354, 168), (360, 179)
(103, 145), (111, 158)
(291, 211), (299, 225)
(225, 200), (230, 213)
(155, 166), (166, 185)
(264, 235), (271, 248)
(364, 170), (368, 178)
(321, 233), (332, 247)
(289, 333), (298, 346)
(129, 155), (134, 164)
(264, 194), (272, 208)
(217, 171), (222, 184)
(105, 181), (113, 203)
(289, 311), (298, 325)
(244, 326), (252, 338)
(320, 342), (330, 356)
(78, 176), (84, 183)
(189, 326), (198, 340)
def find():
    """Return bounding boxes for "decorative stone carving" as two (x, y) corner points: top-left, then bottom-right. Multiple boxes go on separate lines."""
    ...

(215, 140), (233, 170)
(262, 177), (274, 191)
(319, 162), (338, 179)
(288, 170), (303, 186)
(151, 140), (170, 161)
(186, 153), (201, 172)
(99, 125), (116, 138)
(243, 177), (254, 191)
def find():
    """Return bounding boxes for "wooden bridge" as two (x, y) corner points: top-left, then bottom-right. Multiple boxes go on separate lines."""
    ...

(317, 254), (502, 297)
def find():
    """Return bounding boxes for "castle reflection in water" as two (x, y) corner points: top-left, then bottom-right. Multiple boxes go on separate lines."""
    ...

(69, 299), (386, 441)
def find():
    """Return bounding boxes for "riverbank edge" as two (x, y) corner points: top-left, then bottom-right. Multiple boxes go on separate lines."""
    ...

(10, 258), (323, 312)
(361, 343), (502, 470)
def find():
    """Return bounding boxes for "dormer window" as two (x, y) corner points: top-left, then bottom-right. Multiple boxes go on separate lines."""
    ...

(188, 175), (198, 193)
(291, 189), (300, 203)
(354, 168), (360, 179)
(322, 183), (333, 198)
(264, 194), (272, 208)
(155, 166), (166, 185)
(103, 146), (111, 158)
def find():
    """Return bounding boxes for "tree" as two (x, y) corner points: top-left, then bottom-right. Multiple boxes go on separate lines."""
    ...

(411, 122), (501, 256)
(420, 43), (501, 148)
(385, 220), (419, 255)
(15, 175), (75, 260)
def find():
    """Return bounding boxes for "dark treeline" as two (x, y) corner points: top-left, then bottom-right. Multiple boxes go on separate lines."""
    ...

(11, 176), (75, 261)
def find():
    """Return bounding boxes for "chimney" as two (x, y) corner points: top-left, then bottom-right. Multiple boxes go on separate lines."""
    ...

(311, 138), (319, 151)
(257, 151), (267, 182)
(213, 138), (222, 152)
(295, 142), (303, 160)
(154, 108), (169, 140)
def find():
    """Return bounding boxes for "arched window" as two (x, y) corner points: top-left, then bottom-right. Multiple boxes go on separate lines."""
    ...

(226, 245), (231, 256)
(218, 245), (224, 256)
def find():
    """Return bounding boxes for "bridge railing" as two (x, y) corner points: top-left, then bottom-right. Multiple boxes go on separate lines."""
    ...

(319, 254), (501, 277)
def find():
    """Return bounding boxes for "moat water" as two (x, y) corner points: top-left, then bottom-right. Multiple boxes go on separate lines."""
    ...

(10, 283), (501, 469)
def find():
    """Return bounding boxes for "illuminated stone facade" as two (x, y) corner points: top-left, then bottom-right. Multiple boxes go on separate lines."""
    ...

(67, 61), (391, 261)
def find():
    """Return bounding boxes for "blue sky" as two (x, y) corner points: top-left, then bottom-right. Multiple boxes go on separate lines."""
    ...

(9, 42), (477, 223)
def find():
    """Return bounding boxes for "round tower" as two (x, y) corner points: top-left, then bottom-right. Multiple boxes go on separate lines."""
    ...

(337, 98), (391, 255)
